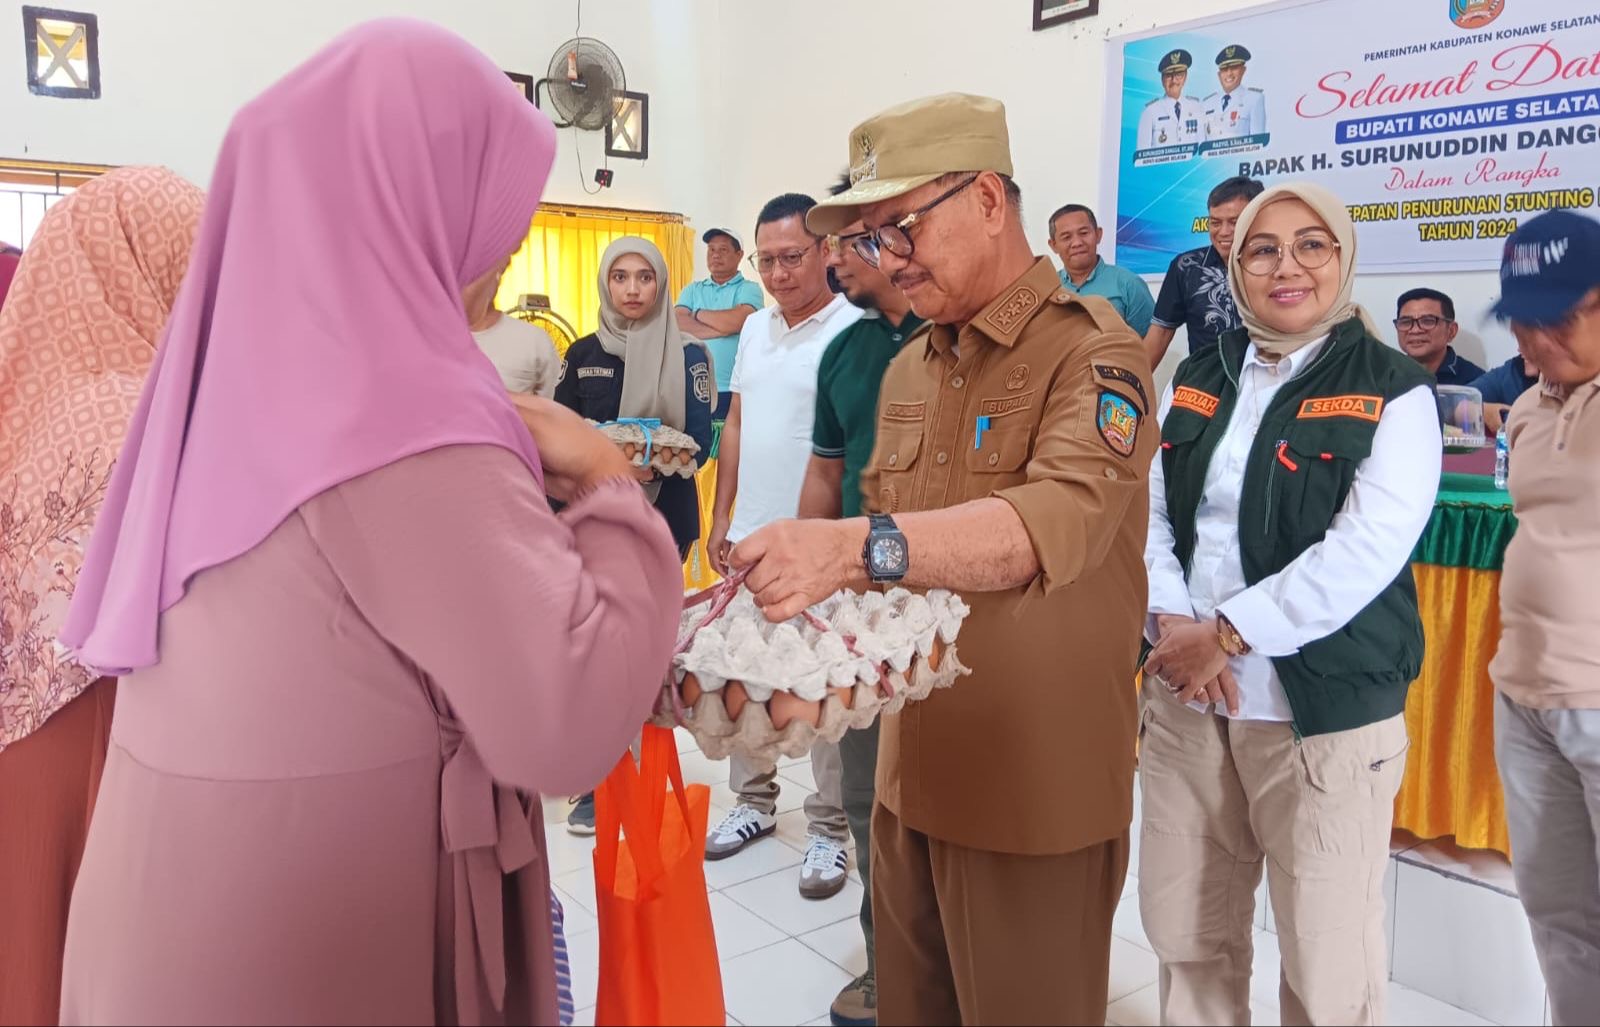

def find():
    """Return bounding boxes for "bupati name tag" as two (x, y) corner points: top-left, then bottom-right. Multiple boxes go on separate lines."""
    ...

(1297, 395), (1384, 422)
(979, 391), (1035, 417)
(1171, 386), (1220, 417)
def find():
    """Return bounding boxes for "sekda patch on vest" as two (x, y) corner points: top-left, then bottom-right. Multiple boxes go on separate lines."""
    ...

(1297, 394), (1384, 422)
(1097, 391), (1141, 458)
(691, 362), (712, 405)
(1171, 386), (1220, 418)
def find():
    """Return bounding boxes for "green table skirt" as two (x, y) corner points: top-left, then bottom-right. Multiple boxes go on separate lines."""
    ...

(1411, 472), (1517, 572)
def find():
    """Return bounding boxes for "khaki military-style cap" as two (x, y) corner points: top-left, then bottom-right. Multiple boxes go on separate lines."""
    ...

(806, 93), (1014, 236)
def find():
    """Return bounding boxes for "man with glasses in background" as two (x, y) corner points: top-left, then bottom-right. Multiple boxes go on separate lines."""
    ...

(729, 94), (1156, 1024)
(704, 193), (861, 900)
(1395, 287), (1484, 385)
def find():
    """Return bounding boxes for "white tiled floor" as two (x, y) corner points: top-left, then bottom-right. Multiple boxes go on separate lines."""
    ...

(545, 728), (1518, 1026)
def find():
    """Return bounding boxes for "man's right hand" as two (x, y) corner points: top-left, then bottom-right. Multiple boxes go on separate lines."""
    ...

(707, 515), (732, 576)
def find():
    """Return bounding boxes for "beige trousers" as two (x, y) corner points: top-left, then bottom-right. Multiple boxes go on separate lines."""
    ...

(1137, 680), (1408, 1026)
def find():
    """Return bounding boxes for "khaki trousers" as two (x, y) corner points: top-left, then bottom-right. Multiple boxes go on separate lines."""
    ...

(1137, 680), (1407, 1027)
(872, 802), (1126, 1026)
(728, 741), (848, 840)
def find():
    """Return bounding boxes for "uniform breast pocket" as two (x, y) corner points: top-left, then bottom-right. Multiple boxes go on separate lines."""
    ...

(964, 419), (1032, 496)
(872, 424), (923, 514)
(1277, 422), (1376, 534)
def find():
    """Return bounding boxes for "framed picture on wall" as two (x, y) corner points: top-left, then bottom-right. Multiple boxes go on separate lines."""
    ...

(505, 72), (534, 102)
(1033, 0), (1098, 31)
(605, 91), (649, 161)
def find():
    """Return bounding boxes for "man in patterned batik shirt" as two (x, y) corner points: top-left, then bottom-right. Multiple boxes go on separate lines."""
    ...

(1144, 176), (1263, 367)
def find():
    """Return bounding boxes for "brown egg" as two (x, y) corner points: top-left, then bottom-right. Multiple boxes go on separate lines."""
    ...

(927, 638), (946, 672)
(680, 673), (703, 707)
(769, 691), (823, 730)
(723, 681), (750, 720)
(828, 685), (855, 710)
(622, 442), (639, 459)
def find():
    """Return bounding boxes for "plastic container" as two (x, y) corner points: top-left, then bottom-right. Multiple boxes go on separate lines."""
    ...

(1495, 425), (1509, 489)
(1437, 384), (1487, 453)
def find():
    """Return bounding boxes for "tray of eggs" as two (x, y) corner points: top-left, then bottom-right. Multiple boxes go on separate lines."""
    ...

(591, 420), (701, 478)
(653, 585), (972, 761)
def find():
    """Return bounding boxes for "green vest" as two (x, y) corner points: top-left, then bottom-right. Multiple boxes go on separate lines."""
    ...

(1161, 317), (1433, 737)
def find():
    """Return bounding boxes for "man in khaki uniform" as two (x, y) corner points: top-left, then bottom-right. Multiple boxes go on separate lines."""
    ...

(730, 93), (1156, 1025)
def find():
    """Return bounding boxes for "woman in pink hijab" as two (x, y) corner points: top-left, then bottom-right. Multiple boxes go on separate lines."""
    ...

(0, 167), (204, 1027)
(56, 20), (681, 1027)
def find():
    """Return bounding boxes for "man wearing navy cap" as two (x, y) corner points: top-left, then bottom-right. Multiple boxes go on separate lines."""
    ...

(1137, 48), (1204, 149)
(1203, 45), (1267, 140)
(677, 227), (765, 420)
(1488, 208), (1600, 1027)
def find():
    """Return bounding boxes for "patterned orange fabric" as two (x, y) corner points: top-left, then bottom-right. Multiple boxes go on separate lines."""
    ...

(0, 166), (204, 750)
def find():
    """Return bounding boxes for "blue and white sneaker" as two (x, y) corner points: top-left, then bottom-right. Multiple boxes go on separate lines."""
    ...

(799, 833), (850, 899)
(705, 803), (776, 860)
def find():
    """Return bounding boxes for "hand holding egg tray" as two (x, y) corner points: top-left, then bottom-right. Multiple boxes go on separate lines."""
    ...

(653, 570), (973, 761)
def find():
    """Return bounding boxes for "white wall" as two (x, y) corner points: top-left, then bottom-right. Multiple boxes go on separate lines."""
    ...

(0, 0), (714, 215)
(0, 0), (1516, 371)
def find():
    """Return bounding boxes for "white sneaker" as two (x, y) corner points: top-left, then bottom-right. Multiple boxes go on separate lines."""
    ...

(706, 803), (776, 861)
(799, 833), (849, 899)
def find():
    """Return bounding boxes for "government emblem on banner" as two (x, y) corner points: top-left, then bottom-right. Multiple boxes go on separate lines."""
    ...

(1450, 0), (1504, 28)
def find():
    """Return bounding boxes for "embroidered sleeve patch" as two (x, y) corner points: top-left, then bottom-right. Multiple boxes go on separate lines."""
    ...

(1171, 386), (1220, 418)
(1093, 365), (1150, 414)
(1097, 391), (1141, 457)
(1297, 395), (1384, 422)
(691, 361), (712, 405)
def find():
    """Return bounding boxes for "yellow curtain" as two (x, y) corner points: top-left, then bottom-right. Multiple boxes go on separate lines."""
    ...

(498, 203), (695, 354)
(1393, 562), (1511, 857)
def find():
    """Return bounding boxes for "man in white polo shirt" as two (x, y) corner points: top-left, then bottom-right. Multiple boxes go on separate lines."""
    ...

(706, 192), (863, 900)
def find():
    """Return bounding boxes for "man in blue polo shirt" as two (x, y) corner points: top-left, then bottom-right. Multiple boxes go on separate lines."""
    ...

(1047, 203), (1155, 335)
(676, 227), (765, 419)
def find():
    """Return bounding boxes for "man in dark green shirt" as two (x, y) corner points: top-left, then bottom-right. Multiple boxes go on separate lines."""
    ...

(797, 182), (920, 1027)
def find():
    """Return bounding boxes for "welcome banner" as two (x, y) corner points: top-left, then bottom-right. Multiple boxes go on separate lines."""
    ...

(1102, 0), (1600, 275)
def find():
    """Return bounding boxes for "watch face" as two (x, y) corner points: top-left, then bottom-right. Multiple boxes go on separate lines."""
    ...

(871, 535), (907, 574)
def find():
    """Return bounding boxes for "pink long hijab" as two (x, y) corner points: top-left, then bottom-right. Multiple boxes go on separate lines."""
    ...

(61, 19), (558, 673)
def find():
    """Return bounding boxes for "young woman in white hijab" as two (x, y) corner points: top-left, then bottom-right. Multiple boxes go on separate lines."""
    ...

(1137, 181), (1442, 1026)
(554, 236), (714, 836)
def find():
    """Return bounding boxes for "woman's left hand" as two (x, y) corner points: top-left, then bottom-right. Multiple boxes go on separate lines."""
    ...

(1145, 620), (1238, 715)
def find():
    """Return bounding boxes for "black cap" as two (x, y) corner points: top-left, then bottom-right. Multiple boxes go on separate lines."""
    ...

(701, 228), (743, 250)
(1159, 49), (1193, 74)
(1217, 44), (1252, 67)
(1493, 210), (1600, 327)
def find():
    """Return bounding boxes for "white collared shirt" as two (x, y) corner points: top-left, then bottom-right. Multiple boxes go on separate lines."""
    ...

(1144, 337), (1441, 721)
(728, 293), (863, 541)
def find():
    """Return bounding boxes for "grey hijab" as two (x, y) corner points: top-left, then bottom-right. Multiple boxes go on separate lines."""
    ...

(595, 236), (687, 431)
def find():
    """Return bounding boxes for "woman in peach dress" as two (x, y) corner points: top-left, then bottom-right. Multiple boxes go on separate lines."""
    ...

(55, 20), (681, 1027)
(0, 166), (205, 1026)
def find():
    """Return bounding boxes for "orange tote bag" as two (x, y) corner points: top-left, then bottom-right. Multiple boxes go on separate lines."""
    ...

(592, 726), (723, 1025)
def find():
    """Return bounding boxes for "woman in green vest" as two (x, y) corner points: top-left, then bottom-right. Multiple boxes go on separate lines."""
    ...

(1137, 181), (1442, 1026)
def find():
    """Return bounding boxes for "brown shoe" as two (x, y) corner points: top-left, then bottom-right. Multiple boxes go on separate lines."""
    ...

(830, 971), (876, 1026)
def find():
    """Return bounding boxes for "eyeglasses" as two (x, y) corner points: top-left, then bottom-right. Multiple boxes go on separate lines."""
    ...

(825, 230), (869, 256)
(749, 244), (819, 274)
(1240, 232), (1341, 277)
(852, 175), (979, 269)
(1394, 315), (1452, 332)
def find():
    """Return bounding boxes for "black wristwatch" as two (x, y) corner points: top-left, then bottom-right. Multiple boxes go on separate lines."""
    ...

(862, 513), (909, 583)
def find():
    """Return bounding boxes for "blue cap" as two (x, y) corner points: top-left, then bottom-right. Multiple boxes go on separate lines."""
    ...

(1494, 209), (1600, 326)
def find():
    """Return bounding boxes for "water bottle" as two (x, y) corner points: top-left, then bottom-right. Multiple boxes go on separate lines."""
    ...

(1494, 424), (1509, 490)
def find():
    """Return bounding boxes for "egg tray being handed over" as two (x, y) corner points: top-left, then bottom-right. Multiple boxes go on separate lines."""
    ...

(651, 572), (972, 762)
(590, 419), (700, 478)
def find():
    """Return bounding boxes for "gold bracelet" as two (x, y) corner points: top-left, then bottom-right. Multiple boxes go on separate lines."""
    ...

(1216, 613), (1251, 657)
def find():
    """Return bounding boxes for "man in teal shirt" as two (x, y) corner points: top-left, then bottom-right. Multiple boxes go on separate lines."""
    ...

(1047, 204), (1155, 335)
(676, 227), (765, 419)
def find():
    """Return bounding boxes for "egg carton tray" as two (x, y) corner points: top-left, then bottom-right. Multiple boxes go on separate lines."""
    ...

(650, 574), (973, 762)
(591, 420), (700, 478)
